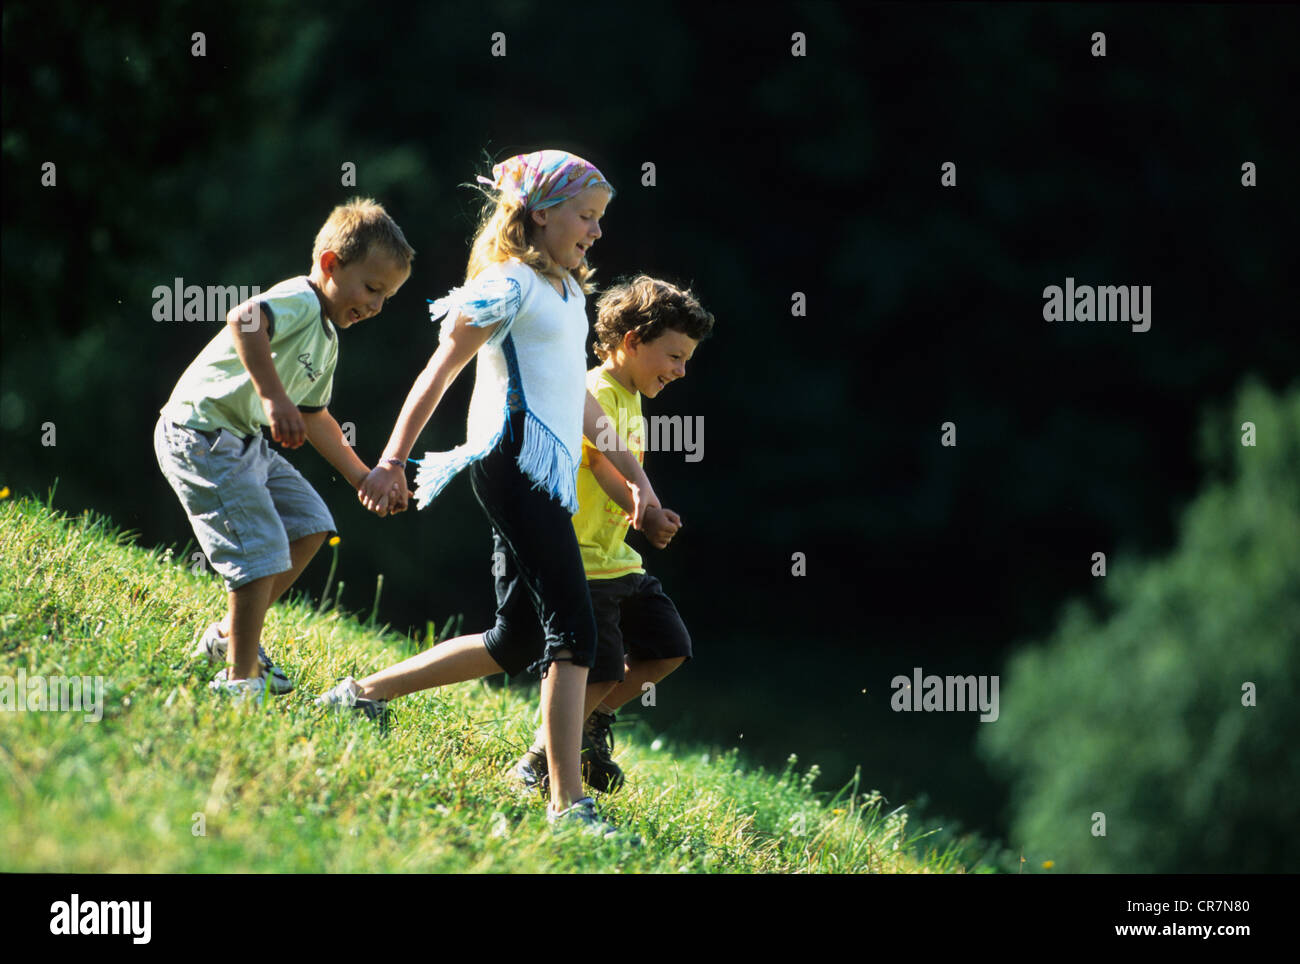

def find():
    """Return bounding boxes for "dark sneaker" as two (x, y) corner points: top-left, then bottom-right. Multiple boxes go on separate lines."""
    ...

(512, 744), (550, 794)
(515, 709), (625, 794)
(581, 710), (625, 793)
(314, 676), (391, 732)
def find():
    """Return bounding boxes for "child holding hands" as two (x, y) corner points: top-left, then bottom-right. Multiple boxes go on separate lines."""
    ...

(513, 275), (714, 794)
(156, 199), (413, 699)
(319, 151), (654, 835)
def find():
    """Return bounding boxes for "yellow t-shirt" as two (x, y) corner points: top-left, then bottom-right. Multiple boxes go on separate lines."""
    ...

(573, 367), (645, 579)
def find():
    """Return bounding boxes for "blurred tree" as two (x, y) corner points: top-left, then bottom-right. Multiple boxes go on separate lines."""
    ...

(980, 378), (1300, 872)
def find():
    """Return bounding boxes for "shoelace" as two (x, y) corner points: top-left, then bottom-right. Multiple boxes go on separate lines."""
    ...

(586, 712), (616, 762)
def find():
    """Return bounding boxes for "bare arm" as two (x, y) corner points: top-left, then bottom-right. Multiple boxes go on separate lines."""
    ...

(358, 313), (495, 515)
(588, 446), (637, 516)
(303, 408), (371, 489)
(307, 409), (411, 514)
(582, 390), (659, 529)
(589, 446), (681, 549)
(227, 303), (305, 448)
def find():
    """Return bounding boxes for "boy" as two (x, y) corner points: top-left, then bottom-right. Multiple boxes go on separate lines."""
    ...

(513, 275), (715, 792)
(154, 198), (414, 700)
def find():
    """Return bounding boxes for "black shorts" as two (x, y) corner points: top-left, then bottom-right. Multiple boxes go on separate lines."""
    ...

(587, 572), (693, 684)
(470, 413), (597, 678)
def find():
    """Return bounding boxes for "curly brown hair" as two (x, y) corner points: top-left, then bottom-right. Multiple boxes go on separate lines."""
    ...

(592, 276), (715, 361)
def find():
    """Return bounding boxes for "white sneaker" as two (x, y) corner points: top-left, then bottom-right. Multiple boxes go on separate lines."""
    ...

(194, 622), (294, 694)
(207, 668), (266, 704)
(314, 676), (390, 729)
(546, 797), (627, 840)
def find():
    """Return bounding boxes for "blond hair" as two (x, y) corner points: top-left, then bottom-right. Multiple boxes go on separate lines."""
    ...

(465, 187), (606, 294)
(311, 197), (415, 270)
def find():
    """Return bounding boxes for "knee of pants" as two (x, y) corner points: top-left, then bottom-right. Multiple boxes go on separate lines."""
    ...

(482, 619), (544, 678)
(530, 623), (598, 677)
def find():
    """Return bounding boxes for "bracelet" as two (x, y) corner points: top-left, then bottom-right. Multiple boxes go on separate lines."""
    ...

(380, 457), (406, 470)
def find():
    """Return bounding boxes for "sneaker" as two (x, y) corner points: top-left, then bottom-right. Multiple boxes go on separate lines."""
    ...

(193, 622), (295, 695)
(514, 711), (626, 795)
(314, 676), (390, 730)
(546, 796), (622, 839)
(511, 744), (550, 794)
(207, 668), (266, 704)
(581, 710), (625, 793)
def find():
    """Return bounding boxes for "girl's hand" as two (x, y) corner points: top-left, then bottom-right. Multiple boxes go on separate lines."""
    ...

(626, 481), (659, 531)
(388, 480), (412, 514)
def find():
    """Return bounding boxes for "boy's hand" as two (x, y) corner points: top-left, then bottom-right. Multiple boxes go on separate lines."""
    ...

(640, 506), (682, 549)
(358, 463), (405, 516)
(263, 393), (306, 449)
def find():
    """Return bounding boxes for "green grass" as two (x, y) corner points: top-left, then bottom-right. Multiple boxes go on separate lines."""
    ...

(0, 493), (970, 873)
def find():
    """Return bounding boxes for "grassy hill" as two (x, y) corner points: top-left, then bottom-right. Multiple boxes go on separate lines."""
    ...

(0, 492), (973, 873)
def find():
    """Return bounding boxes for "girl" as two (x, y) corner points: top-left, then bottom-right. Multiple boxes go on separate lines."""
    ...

(318, 150), (657, 834)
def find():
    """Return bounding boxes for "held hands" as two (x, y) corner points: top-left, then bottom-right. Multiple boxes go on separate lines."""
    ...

(639, 505), (682, 549)
(621, 471), (681, 548)
(263, 393), (306, 448)
(358, 463), (410, 517)
(387, 479), (412, 514)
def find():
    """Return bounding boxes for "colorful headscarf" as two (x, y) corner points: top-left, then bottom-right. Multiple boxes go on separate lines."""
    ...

(477, 150), (614, 211)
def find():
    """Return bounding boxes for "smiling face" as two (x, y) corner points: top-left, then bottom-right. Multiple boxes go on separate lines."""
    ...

(314, 247), (410, 328)
(529, 185), (610, 271)
(616, 328), (700, 399)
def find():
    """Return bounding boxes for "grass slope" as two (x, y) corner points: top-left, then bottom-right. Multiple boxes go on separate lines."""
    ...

(0, 494), (967, 873)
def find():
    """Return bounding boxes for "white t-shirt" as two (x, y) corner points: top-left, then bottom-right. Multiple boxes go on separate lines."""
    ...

(412, 259), (589, 513)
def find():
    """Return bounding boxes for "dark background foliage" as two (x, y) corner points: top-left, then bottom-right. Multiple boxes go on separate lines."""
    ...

(4, 1), (1296, 870)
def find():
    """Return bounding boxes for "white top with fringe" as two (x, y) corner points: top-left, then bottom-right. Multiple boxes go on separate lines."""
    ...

(412, 258), (587, 514)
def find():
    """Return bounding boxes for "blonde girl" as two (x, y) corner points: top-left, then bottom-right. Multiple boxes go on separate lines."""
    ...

(319, 151), (655, 834)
